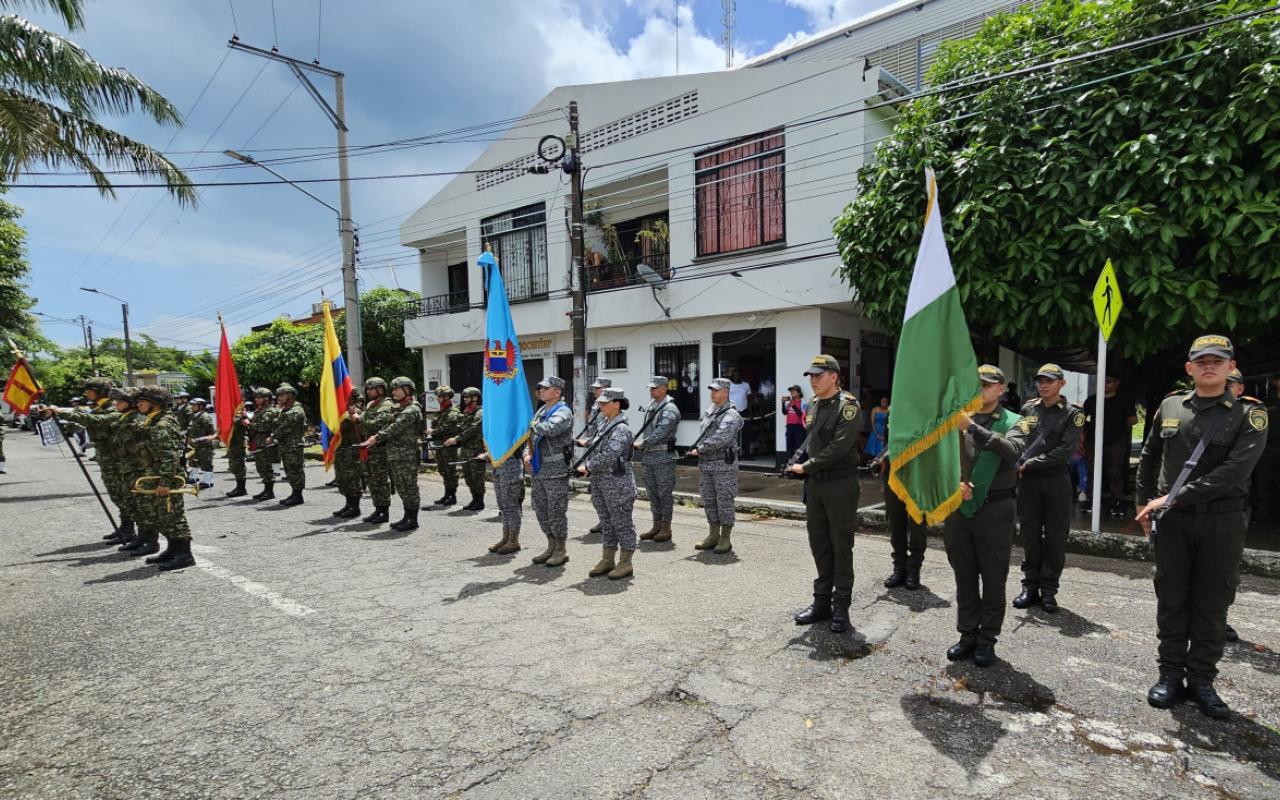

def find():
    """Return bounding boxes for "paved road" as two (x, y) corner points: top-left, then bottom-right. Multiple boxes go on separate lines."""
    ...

(2, 432), (1279, 799)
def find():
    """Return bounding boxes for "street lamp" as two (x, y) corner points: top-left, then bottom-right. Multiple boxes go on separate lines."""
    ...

(80, 287), (133, 386)
(224, 149), (362, 383)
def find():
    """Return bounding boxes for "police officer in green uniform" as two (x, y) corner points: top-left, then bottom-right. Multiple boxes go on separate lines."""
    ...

(790, 355), (861, 633)
(1013, 364), (1085, 614)
(1137, 336), (1267, 719)
(947, 365), (1033, 667)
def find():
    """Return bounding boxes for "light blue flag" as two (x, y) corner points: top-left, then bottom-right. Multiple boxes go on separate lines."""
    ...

(479, 251), (534, 466)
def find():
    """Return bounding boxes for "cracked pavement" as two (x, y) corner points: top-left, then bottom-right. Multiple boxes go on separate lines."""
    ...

(2, 433), (1279, 799)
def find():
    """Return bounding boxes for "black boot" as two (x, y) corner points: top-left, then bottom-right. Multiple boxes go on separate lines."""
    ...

(1012, 587), (1041, 609)
(332, 498), (354, 518)
(441, 493), (456, 507)
(118, 527), (150, 553)
(337, 496), (362, 518)
(105, 519), (135, 544)
(1147, 675), (1185, 709)
(363, 505), (390, 524)
(904, 571), (921, 591)
(157, 539), (196, 571)
(225, 479), (248, 498)
(124, 529), (160, 557)
(831, 601), (852, 634)
(391, 509), (419, 532)
(432, 493), (451, 506)
(253, 484), (275, 501)
(795, 597), (833, 625)
(279, 490), (304, 507)
(145, 537), (178, 564)
(462, 494), (484, 511)
(884, 568), (906, 588)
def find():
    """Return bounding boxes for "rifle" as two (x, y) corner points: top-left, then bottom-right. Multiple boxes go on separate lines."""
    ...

(574, 406), (601, 441)
(683, 404), (733, 459)
(571, 416), (628, 472)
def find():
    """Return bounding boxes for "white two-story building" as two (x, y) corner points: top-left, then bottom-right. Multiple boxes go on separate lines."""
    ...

(401, 0), (1028, 468)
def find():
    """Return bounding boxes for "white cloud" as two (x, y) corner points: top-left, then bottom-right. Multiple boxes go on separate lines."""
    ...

(780, 0), (897, 31)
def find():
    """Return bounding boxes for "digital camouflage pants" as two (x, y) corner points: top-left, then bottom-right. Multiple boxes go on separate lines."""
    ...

(532, 477), (569, 539)
(253, 448), (278, 485)
(227, 444), (247, 481)
(493, 459), (524, 533)
(365, 452), (393, 508)
(389, 459), (420, 510)
(641, 460), (677, 522)
(591, 474), (637, 552)
(334, 448), (364, 498)
(464, 459), (486, 497)
(280, 445), (306, 492)
(436, 447), (459, 493)
(192, 442), (214, 471)
(698, 467), (738, 526)
(100, 462), (134, 523)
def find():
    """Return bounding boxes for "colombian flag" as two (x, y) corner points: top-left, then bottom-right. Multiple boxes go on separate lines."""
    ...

(319, 300), (353, 470)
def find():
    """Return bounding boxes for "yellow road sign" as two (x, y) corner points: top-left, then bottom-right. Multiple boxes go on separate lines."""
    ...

(1092, 260), (1123, 342)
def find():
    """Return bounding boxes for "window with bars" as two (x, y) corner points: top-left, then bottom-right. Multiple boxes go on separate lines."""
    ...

(556, 351), (598, 414)
(654, 342), (700, 420)
(480, 203), (548, 302)
(695, 129), (785, 257)
(604, 348), (627, 371)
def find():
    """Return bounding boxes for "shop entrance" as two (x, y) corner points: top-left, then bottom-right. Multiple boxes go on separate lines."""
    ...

(712, 327), (776, 468)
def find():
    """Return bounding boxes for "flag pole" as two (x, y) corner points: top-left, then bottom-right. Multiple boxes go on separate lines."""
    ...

(6, 337), (118, 532)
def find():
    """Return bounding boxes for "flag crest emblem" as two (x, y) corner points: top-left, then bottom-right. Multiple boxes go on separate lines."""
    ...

(485, 338), (519, 384)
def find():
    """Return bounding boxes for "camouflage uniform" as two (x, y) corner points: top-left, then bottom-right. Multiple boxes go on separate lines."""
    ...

(493, 446), (526, 534)
(0, 424), (5, 469)
(585, 415), (638, 552)
(249, 402), (281, 487)
(361, 394), (396, 509)
(695, 400), (744, 525)
(432, 401), (465, 496)
(60, 391), (125, 525)
(334, 411), (364, 499)
(273, 398), (308, 493)
(530, 400), (574, 540)
(187, 407), (215, 472)
(140, 407), (193, 543)
(227, 406), (249, 483)
(110, 404), (143, 529)
(374, 396), (423, 510)
(636, 391), (682, 527)
(457, 405), (486, 498)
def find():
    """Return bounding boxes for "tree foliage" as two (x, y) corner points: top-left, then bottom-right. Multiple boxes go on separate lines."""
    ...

(834, 0), (1280, 379)
(353, 287), (421, 381)
(0, 194), (33, 338)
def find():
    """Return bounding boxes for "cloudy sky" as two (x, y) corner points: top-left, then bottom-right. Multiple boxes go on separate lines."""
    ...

(17, 0), (893, 353)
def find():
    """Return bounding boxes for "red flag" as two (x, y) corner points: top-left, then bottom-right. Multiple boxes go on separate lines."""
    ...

(214, 315), (243, 447)
(3, 356), (42, 414)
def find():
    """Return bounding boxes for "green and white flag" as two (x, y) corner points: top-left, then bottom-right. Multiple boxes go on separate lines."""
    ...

(887, 168), (982, 525)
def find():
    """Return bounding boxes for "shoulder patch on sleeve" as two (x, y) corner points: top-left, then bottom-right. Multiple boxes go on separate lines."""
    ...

(1250, 407), (1268, 432)
(1073, 410), (1085, 427)
(842, 404), (856, 421)
(1018, 419), (1031, 434)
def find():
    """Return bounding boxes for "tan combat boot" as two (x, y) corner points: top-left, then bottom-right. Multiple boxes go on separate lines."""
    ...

(489, 527), (511, 553)
(546, 536), (569, 567)
(497, 530), (521, 554)
(532, 535), (555, 564)
(714, 525), (733, 553)
(694, 523), (721, 550)
(608, 549), (634, 580)
(639, 518), (661, 540)
(589, 546), (617, 577)
(653, 519), (672, 543)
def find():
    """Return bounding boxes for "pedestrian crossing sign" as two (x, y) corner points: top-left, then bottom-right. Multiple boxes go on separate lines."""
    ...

(1092, 261), (1123, 342)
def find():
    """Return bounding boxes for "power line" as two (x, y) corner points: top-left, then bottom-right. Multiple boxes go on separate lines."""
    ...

(227, 0), (238, 36)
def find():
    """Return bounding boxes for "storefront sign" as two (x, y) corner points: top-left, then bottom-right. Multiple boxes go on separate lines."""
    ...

(821, 336), (852, 377)
(518, 337), (555, 362)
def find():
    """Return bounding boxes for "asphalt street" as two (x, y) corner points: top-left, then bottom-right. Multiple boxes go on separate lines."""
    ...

(2, 432), (1279, 799)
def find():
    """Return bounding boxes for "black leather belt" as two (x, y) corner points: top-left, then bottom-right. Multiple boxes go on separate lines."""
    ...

(983, 487), (1017, 505)
(809, 467), (860, 483)
(1168, 497), (1250, 515)
(1021, 465), (1070, 480)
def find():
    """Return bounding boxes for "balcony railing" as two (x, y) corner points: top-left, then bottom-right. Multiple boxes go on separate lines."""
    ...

(416, 290), (470, 317)
(586, 250), (671, 291)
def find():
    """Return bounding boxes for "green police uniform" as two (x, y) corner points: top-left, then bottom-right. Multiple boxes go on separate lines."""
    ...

(227, 405), (249, 487)
(1138, 388), (1266, 690)
(882, 455), (929, 577)
(795, 355), (861, 631)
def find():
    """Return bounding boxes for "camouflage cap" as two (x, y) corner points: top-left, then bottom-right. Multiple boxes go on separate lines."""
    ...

(803, 354), (840, 376)
(462, 386), (481, 398)
(1189, 334), (1233, 361)
(589, 377), (612, 389)
(646, 375), (669, 389)
(1227, 368), (1244, 384)
(978, 364), (1006, 385)
(1035, 364), (1065, 380)
(536, 376), (565, 390)
(599, 387), (626, 403)
(390, 376), (416, 391)
(435, 384), (454, 396)
(364, 377), (387, 391)
(136, 386), (172, 407)
(707, 377), (731, 391)
(253, 386), (273, 398)
(276, 383), (297, 395)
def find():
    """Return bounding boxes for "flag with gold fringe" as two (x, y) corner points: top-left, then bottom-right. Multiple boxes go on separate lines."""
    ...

(887, 168), (982, 525)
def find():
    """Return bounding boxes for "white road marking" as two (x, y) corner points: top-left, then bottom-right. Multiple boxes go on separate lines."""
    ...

(190, 544), (316, 618)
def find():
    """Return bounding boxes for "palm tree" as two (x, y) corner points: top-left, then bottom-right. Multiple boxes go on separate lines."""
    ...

(0, 0), (195, 204)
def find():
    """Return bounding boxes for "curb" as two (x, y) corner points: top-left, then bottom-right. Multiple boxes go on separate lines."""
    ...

(564, 480), (1280, 580)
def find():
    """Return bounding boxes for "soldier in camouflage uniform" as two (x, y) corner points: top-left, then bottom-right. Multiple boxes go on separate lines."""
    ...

(578, 388), (637, 579)
(225, 400), (252, 497)
(635, 375), (682, 543)
(186, 397), (216, 489)
(248, 388), (280, 500)
(427, 386), (463, 507)
(355, 377), (395, 524)
(0, 423), (6, 474)
(362, 376), (423, 531)
(100, 387), (142, 547)
(52, 377), (122, 539)
(113, 388), (158, 553)
(270, 384), (308, 506)
(525, 376), (574, 567)
(690, 377), (745, 554)
(173, 391), (191, 475)
(332, 389), (365, 518)
(487, 442), (526, 554)
(575, 377), (611, 534)
(449, 387), (486, 511)
(130, 386), (197, 570)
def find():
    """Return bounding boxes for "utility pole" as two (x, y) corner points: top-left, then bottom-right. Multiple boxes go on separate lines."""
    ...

(86, 322), (98, 376)
(228, 38), (363, 387)
(568, 101), (588, 438)
(80, 287), (133, 386)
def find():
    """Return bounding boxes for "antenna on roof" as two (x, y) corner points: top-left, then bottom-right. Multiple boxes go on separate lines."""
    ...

(721, 0), (737, 69)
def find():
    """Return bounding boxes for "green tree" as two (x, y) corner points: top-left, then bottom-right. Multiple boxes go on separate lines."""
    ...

(0, 195), (34, 339)
(231, 317), (324, 393)
(834, 0), (1280, 406)
(0, 0), (194, 203)
(94, 333), (204, 373)
(346, 287), (421, 382)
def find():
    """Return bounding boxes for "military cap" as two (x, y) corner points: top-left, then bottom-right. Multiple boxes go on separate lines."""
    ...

(707, 377), (732, 391)
(803, 354), (840, 376)
(537, 376), (565, 390)
(276, 383), (297, 395)
(646, 375), (669, 389)
(1035, 364), (1065, 380)
(1188, 334), (1233, 361)
(435, 384), (454, 396)
(1227, 368), (1244, 384)
(390, 376), (416, 391)
(253, 386), (273, 398)
(364, 377), (387, 391)
(462, 386), (481, 398)
(599, 387), (626, 403)
(190, 397), (208, 405)
(136, 386), (172, 407)
(978, 364), (1005, 385)
(589, 377), (612, 389)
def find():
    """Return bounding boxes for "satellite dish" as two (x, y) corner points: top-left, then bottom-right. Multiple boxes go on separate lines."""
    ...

(636, 262), (668, 290)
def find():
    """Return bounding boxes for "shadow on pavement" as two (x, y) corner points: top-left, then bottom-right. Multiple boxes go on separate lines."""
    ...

(1008, 606), (1111, 639)
(684, 550), (741, 565)
(943, 662), (1058, 711)
(1169, 704), (1280, 782)
(780, 625), (881, 662)
(36, 542), (117, 557)
(871, 587), (952, 613)
(638, 539), (676, 553)
(511, 563), (562, 586)
(364, 528), (416, 541)
(1221, 636), (1280, 677)
(2, 492), (93, 504)
(568, 575), (630, 595)
(83, 565), (163, 584)
(443, 578), (518, 603)
(573, 530), (602, 545)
